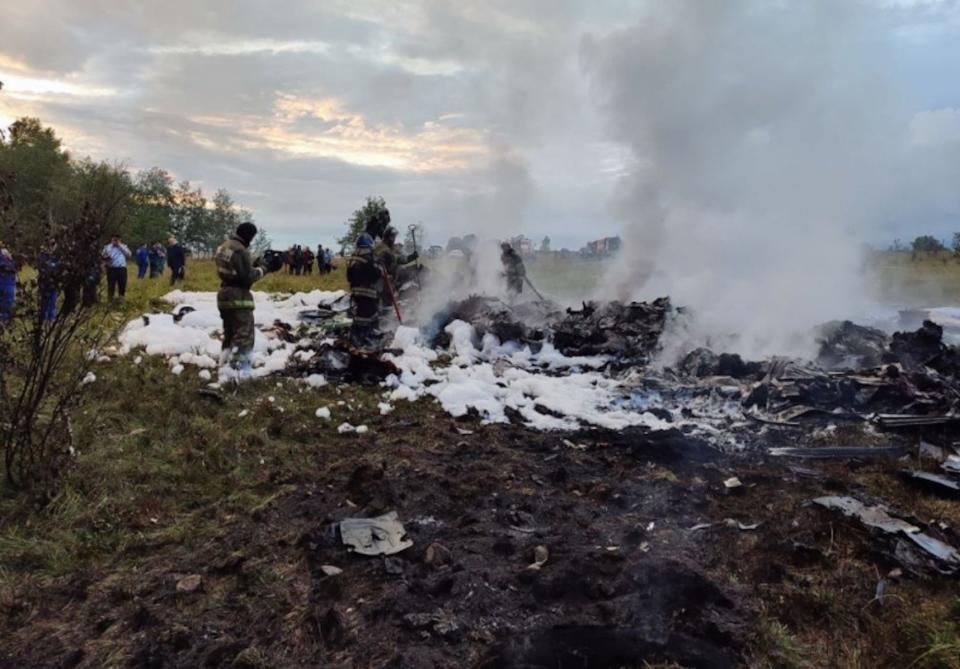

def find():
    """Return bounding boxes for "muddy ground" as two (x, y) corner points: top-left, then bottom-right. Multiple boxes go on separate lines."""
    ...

(2, 407), (960, 668)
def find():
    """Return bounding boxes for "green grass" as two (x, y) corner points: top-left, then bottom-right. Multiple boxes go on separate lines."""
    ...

(114, 258), (348, 315)
(4, 249), (960, 666)
(869, 251), (960, 306)
(524, 255), (606, 302)
(907, 598), (960, 669)
(0, 349), (388, 578)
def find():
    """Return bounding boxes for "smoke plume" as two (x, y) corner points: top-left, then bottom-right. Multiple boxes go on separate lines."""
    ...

(414, 144), (536, 328)
(581, 1), (906, 358)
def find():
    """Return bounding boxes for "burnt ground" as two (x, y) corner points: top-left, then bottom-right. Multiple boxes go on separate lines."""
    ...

(2, 403), (960, 668)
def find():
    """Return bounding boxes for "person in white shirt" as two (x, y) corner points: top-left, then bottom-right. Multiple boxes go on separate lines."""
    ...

(101, 235), (131, 302)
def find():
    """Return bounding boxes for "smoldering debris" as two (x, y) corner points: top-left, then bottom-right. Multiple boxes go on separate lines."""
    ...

(552, 298), (672, 364)
(426, 295), (559, 349)
(288, 340), (400, 385)
(739, 320), (960, 424)
(124, 287), (960, 442)
(424, 296), (673, 366)
(815, 320), (889, 371)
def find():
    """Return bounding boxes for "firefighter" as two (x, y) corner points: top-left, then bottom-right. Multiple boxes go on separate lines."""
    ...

(347, 233), (383, 346)
(500, 241), (525, 299)
(374, 226), (419, 307)
(214, 222), (270, 378)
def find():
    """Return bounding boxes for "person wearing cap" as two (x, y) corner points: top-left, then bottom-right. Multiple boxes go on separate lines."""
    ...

(346, 232), (383, 346)
(214, 222), (270, 378)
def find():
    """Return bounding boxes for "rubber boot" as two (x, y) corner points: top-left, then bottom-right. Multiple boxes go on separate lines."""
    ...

(234, 352), (253, 381)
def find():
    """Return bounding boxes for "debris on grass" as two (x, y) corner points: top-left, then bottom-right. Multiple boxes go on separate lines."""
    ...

(340, 511), (413, 556)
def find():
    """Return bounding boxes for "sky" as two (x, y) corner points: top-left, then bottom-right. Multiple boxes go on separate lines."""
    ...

(1, 0), (959, 251)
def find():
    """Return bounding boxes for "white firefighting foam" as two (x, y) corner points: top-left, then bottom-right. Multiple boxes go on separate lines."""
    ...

(118, 290), (672, 432)
(118, 290), (347, 380)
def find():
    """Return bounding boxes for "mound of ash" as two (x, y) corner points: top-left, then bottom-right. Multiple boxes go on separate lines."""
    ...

(678, 348), (763, 380)
(426, 296), (672, 368)
(552, 298), (673, 364)
(815, 320), (889, 371)
(428, 295), (560, 348)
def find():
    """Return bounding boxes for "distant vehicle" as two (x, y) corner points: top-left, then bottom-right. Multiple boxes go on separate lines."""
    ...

(427, 245), (443, 258)
(447, 249), (465, 258)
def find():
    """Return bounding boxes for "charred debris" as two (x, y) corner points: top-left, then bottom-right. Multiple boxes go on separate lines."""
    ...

(285, 292), (960, 436)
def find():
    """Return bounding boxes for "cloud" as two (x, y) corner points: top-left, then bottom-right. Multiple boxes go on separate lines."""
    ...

(0, 0), (958, 259)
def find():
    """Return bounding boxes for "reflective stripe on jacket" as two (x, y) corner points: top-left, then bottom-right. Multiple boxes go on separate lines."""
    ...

(215, 235), (264, 311)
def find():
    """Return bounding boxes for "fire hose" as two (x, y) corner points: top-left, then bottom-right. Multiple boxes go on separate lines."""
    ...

(524, 275), (546, 301)
(382, 269), (403, 323)
(408, 223), (422, 295)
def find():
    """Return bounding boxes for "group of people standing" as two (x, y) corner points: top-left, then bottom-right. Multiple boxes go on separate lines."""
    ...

(135, 238), (186, 285)
(284, 244), (333, 275)
(0, 234), (188, 324)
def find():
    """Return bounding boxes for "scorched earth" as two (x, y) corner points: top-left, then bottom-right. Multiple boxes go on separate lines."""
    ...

(4, 288), (960, 668)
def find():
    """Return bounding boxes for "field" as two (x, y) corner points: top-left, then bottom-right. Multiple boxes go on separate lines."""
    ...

(1, 254), (960, 667)
(870, 251), (960, 306)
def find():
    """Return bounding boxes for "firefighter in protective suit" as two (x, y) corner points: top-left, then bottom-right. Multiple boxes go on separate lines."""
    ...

(347, 233), (382, 346)
(500, 241), (525, 299)
(373, 226), (418, 308)
(215, 222), (268, 377)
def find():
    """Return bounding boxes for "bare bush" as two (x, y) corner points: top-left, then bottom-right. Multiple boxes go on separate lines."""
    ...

(0, 178), (129, 493)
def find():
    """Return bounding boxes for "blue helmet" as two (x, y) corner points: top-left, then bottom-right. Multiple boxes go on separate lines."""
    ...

(356, 233), (374, 250)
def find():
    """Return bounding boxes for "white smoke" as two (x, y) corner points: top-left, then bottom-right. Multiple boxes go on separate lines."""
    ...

(581, 0), (913, 359)
(414, 144), (535, 327)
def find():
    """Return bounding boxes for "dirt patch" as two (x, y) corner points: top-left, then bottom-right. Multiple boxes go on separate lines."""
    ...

(1, 413), (959, 668)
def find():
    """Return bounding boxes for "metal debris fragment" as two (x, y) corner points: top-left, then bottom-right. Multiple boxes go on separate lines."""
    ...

(812, 496), (960, 576)
(769, 445), (908, 459)
(340, 511), (413, 556)
(526, 545), (549, 571)
(898, 470), (960, 497)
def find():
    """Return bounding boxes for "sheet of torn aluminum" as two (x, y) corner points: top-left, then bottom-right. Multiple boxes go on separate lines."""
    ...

(340, 511), (413, 556)
(877, 414), (960, 428)
(812, 497), (920, 534)
(769, 445), (908, 459)
(899, 470), (960, 496)
(812, 496), (960, 575)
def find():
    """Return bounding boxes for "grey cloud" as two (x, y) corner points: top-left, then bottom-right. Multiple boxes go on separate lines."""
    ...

(2, 0), (959, 261)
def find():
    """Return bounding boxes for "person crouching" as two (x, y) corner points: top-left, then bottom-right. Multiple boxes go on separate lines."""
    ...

(215, 222), (268, 379)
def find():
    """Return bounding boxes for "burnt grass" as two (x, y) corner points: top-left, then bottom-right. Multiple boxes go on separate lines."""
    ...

(2, 363), (960, 667)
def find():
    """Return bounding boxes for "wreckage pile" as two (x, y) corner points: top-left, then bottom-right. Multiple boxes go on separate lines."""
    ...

(118, 288), (960, 442)
(423, 295), (673, 368)
(552, 297), (673, 365)
(718, 319), (960, 426)
(118, 291), (679, 432)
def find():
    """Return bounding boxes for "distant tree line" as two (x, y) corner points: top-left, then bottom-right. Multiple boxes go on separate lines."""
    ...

(0, 117), (258, 256)
(884, 235), (960, 261)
